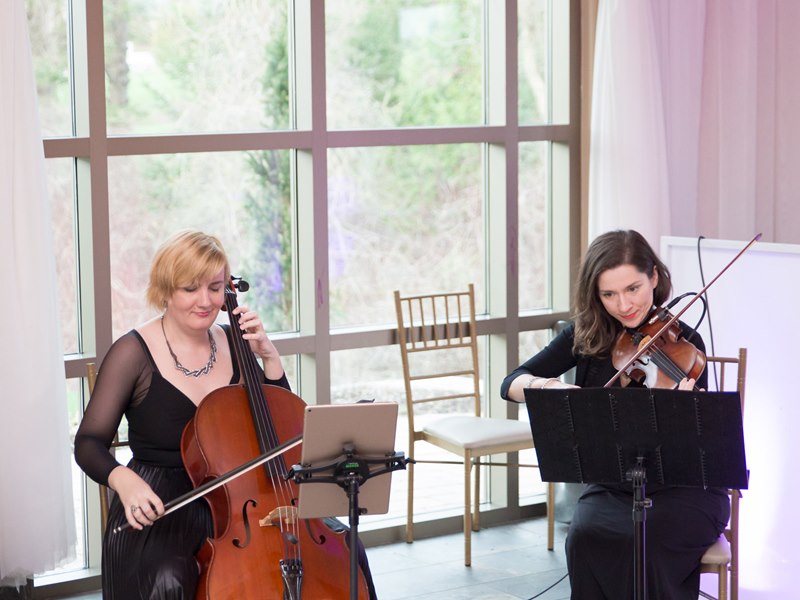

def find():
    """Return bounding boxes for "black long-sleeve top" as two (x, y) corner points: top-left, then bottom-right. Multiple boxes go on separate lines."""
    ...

(500, 320), (708, 397)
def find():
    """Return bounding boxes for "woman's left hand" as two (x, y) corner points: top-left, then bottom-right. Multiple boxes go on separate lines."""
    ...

(233, 305), (282, 374)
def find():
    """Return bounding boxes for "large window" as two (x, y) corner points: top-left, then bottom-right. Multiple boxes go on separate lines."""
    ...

(325, 1), (483, 129)
(328, 144), (485, 328)
(28, 0), (579, 591)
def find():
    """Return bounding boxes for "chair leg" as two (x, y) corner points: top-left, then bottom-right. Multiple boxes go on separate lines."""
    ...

(547, 481), (555, 551)
(406, 459), (414, 544)
(472, 457), (480, 532)
(718, 564), (728, 600)
(464, 453), (472, 566)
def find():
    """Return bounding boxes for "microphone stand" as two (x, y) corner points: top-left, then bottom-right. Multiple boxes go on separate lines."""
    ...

(289, 446), (409, 600)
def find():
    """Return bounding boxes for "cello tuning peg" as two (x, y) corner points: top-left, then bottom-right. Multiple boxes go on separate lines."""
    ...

(231, 276), (250, 292)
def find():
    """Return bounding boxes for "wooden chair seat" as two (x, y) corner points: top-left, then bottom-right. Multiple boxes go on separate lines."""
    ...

(421, 414), (534, 450)
(701, 533), (731, 565)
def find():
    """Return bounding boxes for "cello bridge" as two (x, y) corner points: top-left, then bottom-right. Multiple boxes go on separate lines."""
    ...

(260, 505), (298, 528)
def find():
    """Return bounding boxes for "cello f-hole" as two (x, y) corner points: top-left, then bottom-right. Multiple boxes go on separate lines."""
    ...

(233, 498), (257, 549)
(304, 519), (326, 546)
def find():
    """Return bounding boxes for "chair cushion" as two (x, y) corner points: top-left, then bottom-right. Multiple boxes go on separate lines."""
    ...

(422, 415), (533, 449)
(700, 533), (731, 564)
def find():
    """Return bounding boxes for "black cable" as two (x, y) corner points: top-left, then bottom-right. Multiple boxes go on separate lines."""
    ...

(526, 571), (569, 600)
(661, 291), (707, 344)
(696, 236), (719, 391)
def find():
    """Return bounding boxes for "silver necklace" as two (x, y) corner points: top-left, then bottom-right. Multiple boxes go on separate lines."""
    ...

(160, 316), (217, 377)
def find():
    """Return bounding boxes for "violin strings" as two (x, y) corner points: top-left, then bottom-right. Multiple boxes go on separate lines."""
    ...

(647, 346), (688, 384)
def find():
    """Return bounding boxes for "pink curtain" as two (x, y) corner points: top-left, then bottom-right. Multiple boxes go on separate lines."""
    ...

(589, 2), (800, 597)
(590, 0), (800, 247)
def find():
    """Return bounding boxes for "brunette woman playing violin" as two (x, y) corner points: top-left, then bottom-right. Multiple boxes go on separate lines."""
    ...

(75, 230), (377, 600)
(501, 230), (729, 600)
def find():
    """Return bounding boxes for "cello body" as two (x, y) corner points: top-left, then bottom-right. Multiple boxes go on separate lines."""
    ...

(182, 382), (369, 599)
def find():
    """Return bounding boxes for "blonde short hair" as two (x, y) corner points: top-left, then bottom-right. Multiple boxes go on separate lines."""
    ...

(146, 230), (231, 310)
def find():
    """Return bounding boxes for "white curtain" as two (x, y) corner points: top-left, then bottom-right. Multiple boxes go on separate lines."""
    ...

(589, 0), (800, 247)
(0, 0), (76, 586)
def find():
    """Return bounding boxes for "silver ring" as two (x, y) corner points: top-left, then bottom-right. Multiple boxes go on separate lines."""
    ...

(131, 504), (138, 514)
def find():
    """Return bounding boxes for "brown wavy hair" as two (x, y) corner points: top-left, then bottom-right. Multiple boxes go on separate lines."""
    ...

(572, 230), (672, 357)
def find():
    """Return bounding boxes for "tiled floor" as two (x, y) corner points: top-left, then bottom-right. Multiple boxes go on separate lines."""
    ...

(367, 517), (571, 600)
(49, 516), (571, 599)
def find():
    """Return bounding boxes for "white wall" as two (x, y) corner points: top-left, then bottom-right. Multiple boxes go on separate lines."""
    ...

(662, 235), (799, 599)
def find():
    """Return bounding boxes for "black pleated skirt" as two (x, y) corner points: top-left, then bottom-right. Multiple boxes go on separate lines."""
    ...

(102, 460), (213, 600)
(101, 461), (378, 600)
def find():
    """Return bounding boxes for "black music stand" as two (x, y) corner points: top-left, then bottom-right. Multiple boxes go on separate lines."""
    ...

(288, 402), (409, 600)
(524, 387), (747, 600)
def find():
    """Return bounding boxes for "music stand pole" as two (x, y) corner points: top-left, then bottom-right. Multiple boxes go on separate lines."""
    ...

(629, 457), (651, 600)
(340, 463), (363, 599)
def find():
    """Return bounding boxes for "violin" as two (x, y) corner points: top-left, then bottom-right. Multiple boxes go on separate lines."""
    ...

(612, 307), (706, 389)
(604, 232), (762, 389)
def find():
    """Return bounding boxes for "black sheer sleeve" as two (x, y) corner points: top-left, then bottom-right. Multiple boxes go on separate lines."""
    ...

(218, 324), (290, 390)
(74, 332), (151, 486)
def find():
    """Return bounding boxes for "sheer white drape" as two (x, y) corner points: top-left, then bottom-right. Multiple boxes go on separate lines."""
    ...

(588, 0), (670, 246)
(589, 0), (800, 247)
(0, 0), (76, 586)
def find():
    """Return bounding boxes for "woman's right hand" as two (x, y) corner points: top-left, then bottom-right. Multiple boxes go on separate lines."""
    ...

(507, 374), (579, 403)
(107, 465), (165, 530)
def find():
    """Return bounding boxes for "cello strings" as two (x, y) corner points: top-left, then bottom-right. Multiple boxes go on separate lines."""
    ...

(227, 287), (302, 562)
(244, 327), (300, 557)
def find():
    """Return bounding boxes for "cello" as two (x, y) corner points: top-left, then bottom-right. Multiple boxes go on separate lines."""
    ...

(180, 277), (369, 599)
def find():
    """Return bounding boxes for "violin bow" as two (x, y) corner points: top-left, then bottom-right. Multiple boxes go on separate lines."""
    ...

(113, 435), (302, 534)
(604, 232), (762, 388)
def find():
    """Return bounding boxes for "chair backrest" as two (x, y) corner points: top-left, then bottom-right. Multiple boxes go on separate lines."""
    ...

(704, 348), (747, 594)
(706, 348), (747, 410)
(393, 285), (481, 432)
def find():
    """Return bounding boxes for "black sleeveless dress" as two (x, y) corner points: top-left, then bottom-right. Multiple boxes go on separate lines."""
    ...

(100, 329), (223, 598)
(76, 327), (284, 599)
(75, 328), (377, 600)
